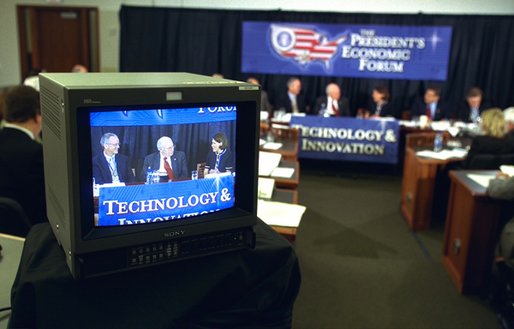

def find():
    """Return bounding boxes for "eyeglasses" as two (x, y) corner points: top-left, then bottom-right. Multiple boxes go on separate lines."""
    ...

(107, 143), (120, 147)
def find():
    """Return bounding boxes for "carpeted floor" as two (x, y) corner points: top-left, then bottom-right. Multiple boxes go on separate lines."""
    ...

(290, 165), (500, 329)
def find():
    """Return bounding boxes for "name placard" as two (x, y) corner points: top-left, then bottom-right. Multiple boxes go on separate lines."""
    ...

(290, 116), (399, 164)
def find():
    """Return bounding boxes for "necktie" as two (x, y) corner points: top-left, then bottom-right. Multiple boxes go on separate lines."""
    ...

(425, 105), (431, 120)
(332, 99), (339, 116)
(292, 97), (299, 113)
(109, 157), (119, 182)
(163, 157), (175, 181)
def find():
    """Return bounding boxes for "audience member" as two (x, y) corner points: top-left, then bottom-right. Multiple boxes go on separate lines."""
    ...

(313, 83), (350, 117)
(92, 132), (135, 184)
(141, 136), (188, 181)
(411, 86), (449, 121)
(0, 85), (46, 225)
(368, 86), (395, 118)
(457, 87), (488, 123)
(276, 77), (307, 115)
(247, 77), (272, 114)
(72, 64), (88, 73)
(462, 108), (509, 168)
(206, 132), (234, 174)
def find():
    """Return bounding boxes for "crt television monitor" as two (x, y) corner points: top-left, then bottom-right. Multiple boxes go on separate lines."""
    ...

(39, 72), (260, 279)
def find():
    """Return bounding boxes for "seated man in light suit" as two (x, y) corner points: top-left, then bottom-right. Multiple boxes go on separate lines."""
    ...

(92, 132), (134, 184)
(140, 136), (188, 181)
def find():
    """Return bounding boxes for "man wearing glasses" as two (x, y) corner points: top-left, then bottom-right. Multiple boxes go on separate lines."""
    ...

(92, 132), (134, 184)
(140, 136), (189, 182)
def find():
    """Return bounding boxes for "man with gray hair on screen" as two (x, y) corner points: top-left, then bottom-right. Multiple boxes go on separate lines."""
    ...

(140, 136), (189, 182)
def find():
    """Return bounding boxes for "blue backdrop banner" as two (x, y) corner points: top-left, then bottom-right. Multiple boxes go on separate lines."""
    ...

(242, 22), (452, 81)
(290, 116), (399, 164)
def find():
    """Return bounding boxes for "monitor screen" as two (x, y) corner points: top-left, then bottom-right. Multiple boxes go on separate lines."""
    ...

(87, 104), (237, 227)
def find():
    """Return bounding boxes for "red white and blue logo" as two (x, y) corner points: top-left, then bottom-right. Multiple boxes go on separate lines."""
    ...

(270, 25), (347, 69)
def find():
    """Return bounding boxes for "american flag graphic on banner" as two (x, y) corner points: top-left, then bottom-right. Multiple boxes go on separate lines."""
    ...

(270, 25), (347, 68)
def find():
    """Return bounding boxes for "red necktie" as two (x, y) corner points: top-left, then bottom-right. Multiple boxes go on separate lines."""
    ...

(163, 157), (175, 181)
(332, 100), (339, 116)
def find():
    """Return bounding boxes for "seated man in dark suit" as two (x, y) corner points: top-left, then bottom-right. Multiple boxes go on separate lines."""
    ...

(368, 85), (395, 118)
(92, 132), (134, 184)
(140, 136), (188, 181)
(0, 85), (46, 225)
(410, 85), (449, 121)
(206, 132), (234, 174)
(456, 87), (488, 123)
(275, 77), (307, 115)
(313, 83), (350, 117)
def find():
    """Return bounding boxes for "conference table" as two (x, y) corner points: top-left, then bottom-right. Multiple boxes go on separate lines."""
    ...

(0, 234), (25, 329)
(400, 132), (467, 230)
(442, 170), (508, 293)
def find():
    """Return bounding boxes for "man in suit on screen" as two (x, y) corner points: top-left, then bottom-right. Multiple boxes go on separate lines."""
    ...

(92, 132), (134, 185)
(140, 136), (188, 181)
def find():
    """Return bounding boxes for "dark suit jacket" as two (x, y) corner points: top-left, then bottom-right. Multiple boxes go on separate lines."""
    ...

(462, 135), (511, 169)
(276, 93), (307, 114)
(140, 151), (188, 181)
(206, 149), (235, 173)
(92, 152), (134, 185)
(368, 101), (396, 118)
(411, 99), (449, 121)
(456, 102), (488, 122)
(0, 127), (46, 225)
(313, 96), (351, 117)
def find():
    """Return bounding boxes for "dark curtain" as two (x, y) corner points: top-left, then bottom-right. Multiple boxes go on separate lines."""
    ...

(119, 6), (514, 117)
(91, 121), (235, 179)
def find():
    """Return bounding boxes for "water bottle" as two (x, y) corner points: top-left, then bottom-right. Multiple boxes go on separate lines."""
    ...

(434, 132), (443, 152)
(146, 166), (152, 184)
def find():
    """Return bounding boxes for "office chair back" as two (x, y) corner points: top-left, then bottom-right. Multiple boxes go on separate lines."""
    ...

(0, 196), (32, 237)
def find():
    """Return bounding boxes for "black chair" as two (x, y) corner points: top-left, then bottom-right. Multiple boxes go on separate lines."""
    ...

(0, 196), (31, 237)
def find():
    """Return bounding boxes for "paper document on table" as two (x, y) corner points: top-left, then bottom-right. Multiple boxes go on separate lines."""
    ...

(262, 142), (283, 150)
(258, 177), (275, 200)
(467, 173), (496, 188)
(270, 167), (295, 178)
(257, 199), (306, 228)
(416, 149), (467, 160)
(259, 138), (266, 146)
(258, 151), (282, 176)
(500, 165), (514, 176)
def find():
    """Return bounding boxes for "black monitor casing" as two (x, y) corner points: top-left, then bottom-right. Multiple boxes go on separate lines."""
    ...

(39, 73), (260, 278)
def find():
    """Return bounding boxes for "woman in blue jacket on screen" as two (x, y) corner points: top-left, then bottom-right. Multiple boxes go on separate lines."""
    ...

(206, 132), (234, 174)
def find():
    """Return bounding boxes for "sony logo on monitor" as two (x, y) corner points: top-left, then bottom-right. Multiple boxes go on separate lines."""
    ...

(163, 230), (186, 238)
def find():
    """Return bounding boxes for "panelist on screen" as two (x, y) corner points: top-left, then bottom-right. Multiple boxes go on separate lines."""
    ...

(141, 136), (188, 181)
(206, 132), (234, 174)
(92, 132), (134, 185)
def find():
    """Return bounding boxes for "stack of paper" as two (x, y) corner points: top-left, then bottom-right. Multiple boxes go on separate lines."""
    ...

(416, 149), (467, 160)
(258, 151), (282, 176)
(257, 199), (306, 228)
(258, 177), (275, 200)
(467, 173), (496, 188)
(500, 165), (514, 176)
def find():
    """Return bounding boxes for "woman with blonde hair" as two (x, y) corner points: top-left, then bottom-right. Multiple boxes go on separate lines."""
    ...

(463, 107), (510, 168)
(480, 107), (505, 137)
